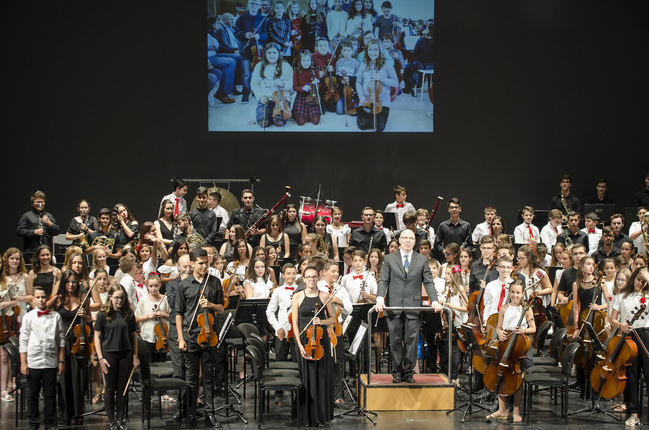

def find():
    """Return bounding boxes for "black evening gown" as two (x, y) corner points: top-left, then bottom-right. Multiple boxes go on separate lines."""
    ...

(57, 305), (89, 422)
(298, 294), (334, 427)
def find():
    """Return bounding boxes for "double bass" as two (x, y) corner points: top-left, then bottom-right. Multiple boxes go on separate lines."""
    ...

(483, 296), (534, 396)
(589, 299), (646, 399)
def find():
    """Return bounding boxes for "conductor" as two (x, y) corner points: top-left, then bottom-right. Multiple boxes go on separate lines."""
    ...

(374, 229), (442, 383)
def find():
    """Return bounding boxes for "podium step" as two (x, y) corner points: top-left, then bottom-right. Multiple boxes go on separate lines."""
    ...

(358, 373), (455, 411)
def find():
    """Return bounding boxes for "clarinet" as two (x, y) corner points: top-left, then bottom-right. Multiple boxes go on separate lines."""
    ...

(38, 213), (45, 245)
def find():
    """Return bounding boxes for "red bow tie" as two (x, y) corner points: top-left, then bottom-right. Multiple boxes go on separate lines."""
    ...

(137, 282), (144, 288)
(588, 228), (596, 234)
(396, 203), (405, 208)
(37, 309), (50, 317)
(285, 286), (294, 291)
(353, 274), (363, 280)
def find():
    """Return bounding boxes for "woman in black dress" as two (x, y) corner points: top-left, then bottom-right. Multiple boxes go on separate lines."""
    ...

(28, 244), (61, 298)
(55, 270), (91, 425)
(259, 214), (291, 259)
(94, 283), (139, 430)
(284, 204), (307, 261)
(111, 203), (139, 254)
(291, 266), (334, 426)
(154, 199), (176, 248)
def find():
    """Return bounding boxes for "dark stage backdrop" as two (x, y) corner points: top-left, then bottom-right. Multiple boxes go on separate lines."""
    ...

(1, 1), (649, 249)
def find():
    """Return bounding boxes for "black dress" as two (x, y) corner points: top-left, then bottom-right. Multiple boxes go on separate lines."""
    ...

(284, 221), (303, 261)
(298, 294), (333, 426)
(264, 232), (287, 256)
(34, 271), (55, 297)
(157, 219), (174, 242)
(57, 304), (89, 422)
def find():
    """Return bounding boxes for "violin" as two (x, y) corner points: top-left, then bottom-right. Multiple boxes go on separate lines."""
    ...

(305, 69), (319, 106)
(71, 295), (93, 358)
(153, 304), (169, 353)
(248, 17), (267, 71)
(272, 89), (292, 122)
(222, 261), (244, 303)
(287, 312), (295, 340)
(0, 306), (15, 344)
(196, 301), (218, 348)
(303, 303), (324, 360)
(323, 67), (339, 104)
(590, 301), (646, 399)
(574, 271), (606, 368)
(363, 79), (383, 115)
(341, 72), (356, 116)
(483, 296), (534, 396)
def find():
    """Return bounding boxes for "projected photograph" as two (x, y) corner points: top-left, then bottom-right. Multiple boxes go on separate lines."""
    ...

(207, 0), (434, 132)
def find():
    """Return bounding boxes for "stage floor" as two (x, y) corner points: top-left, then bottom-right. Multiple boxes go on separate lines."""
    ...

(208, 89), (433, 132)
(2, 374), (636, 430)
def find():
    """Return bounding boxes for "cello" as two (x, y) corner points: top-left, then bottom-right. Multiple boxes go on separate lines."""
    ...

(153, 304), (169, 353)
(574, 271), (606, 368)
(483, 295), (535, 396)
(589, 299), (646, 399)
(303, 303), (324, 361)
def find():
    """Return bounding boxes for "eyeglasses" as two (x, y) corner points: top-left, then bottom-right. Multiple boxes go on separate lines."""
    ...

(112, 296), (125, 301)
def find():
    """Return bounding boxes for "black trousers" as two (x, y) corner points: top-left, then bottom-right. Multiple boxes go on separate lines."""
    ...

(627, 329), (649, 414)
(168, 323), (185, 378)
(386, 313), (419, 377)
(356, 106), (390, 132)
(438, 330), (460, 380)
(28, 367), (57, 427)
(184, 345), (224, 417)
(104, 351), (133, 423)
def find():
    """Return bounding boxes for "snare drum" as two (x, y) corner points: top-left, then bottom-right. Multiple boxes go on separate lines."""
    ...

(299, 201), (332, 226)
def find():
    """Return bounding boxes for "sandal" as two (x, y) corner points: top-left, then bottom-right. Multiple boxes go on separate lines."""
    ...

(0, 391), (14, 402)
(486, 411), (509, 422)
(625, 415), (640, 426)
(613, 402), (627, 412)
(92, 393), (103, 404)
(512, 414), (523, 423)
(162, 395), (176, 403)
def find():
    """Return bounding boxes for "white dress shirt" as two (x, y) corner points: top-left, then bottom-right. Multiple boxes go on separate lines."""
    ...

(483, 278), (512, 322)
(384, 201), (416, 231)
(629, 221), (647, 255)
(159, 193), (187, 217)
(376, 226), (392, 242)
(540, 222), (561, 249)
(341, 270), (377, 303)
(135, 295), (170, 343)
(244, 278), (272, 298)
(120, 273), (147, 308)
(19, 308), (65, 369)
(581, 227), (602, 255)
(317, 279), (353, 316)
(472, 221), (491, 244)
(212, 205), (229, 234)
(513, 223), (540, 245)
(266, 283), (297, 334)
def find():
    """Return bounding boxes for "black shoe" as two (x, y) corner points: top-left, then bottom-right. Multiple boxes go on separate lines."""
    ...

(183, 415), (197, 427)
(233, 89), (243, 95)
(392, 374), (402, 383)
(106, 423), (117, 430)
(29, 425), (39, 430)
(205, 414), (222, 428)
(44, 426), (56, 430)
(403, 374), (416, 383)
(242, 94), (249, 103)
(215, 94), (235, 104)
(116, 419), (127, 430)
(173, 411), (187, 421)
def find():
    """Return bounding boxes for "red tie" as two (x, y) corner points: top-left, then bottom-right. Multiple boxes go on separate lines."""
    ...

(527, 224), (534, 239)
(353, 274), (363, 280)
(588, 228), (596, 234)
(346, 267), (351, 274)
(326, 285), (332, 293)
(396, 203), (404, 208)
(174, 197), (180, 217)
(554, 226), (559, 235)
(489, 225), (493, 235)
(284, 286), (294, 291)
(497, 284), (506, 311)
(37, 309), (50, 317)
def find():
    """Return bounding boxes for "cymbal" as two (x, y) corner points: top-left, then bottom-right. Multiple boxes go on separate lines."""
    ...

(189, 187), (239, 216)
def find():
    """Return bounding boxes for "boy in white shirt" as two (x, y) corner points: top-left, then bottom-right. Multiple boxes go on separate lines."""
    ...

(540, 209), (563, 249)
(384, 185), (415, 231)
(471, 206), (497, 244)
(20, 287), (65, 430)
(581, 212), (602, 255)
(482, 256), (514, 323)
(514, 206), (540, 245)
(341, 250), (377, 303)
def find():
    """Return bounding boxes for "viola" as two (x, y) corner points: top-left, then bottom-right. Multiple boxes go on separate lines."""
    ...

(71, 297), (93, 358)
(272, 89), (292, 122)
(483, 296), (534, 396)
(153, 304), (169, 353)
(590, 301), (645, 399)
(303, 304), (324, 360)
(196, 305), (218, 348)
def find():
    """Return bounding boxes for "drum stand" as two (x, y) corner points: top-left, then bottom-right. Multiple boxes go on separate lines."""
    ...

(446, 326), (487, 422)
(568, 322), (620, 421)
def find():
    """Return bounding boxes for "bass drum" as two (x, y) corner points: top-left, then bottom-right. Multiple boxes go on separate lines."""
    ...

(299, 201), (332, 226)
(190, 187), (239, 215)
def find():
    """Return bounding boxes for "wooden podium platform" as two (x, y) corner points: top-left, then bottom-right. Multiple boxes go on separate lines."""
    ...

(358, 373), (455, 411)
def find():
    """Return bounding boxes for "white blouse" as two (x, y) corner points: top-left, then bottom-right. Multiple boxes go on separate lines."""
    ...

(327, 224), (351, 248)
(244, 278), (272, 299)
(502, 304), (528, 331)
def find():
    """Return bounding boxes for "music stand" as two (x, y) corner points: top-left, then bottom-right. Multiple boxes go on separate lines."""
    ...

(225, 294), (240, 310)
(446, 324), (487, 422)
(334, 322), (377, 424)
(348, 303), (374, 374)
(584, 204), (616, 227)
(214, 313), (247, 424)
(382, 212), (398, 231)
(568, 322), (619, 421)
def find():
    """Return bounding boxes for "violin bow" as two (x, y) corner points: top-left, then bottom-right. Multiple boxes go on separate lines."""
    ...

(298, 280), (343, 337)
(64, 278), (98, 338)
(188, 268), (215, 330)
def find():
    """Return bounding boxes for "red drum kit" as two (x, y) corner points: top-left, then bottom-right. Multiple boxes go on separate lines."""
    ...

(298, 196), (337, 226)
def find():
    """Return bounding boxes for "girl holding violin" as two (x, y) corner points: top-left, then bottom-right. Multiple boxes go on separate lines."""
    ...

(292, 49), (323, 126)
(302, 0), (327, 52)
(0, 251), (25, 402)
(268, 2), (292, 58)
(517, 244), (553, 303)
(135, 275), (170, 363)
(55, 269), (92, 425)
(291, 265), (335, 426)
(355, 39), (398, 132)
(439, 265), (469, 386)
(94, 283), (139, 430)
(250, 42), (293, 128)
(260, 214), (291, 259)
(3, 248), (31, 325)
(225, 239), (250, 283)
(485, 280), (536, 423)
(287, 0), (303, 58)
(335, 40), (360, 116)
(608, 267), (649, 426)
